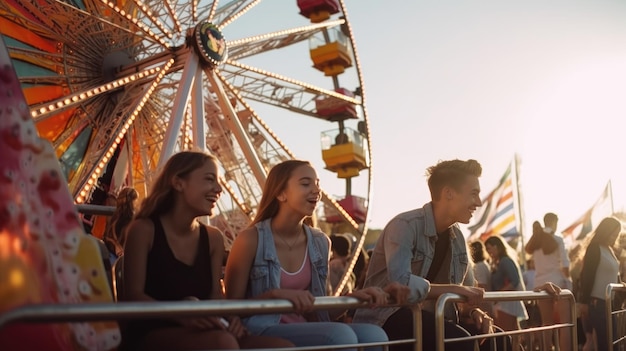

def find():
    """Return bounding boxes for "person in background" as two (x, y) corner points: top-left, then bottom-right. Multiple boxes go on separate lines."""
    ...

(122, 151), (293, 351)
(525, 213), (572, 350)
(103, 186), (138, 259)
(470, 241), (491, 290)
(224, 160), (407, 351)
(470, 240), (494, 319)
(578, 216), (623, 351)
(353, 159), (491, 351)
(484, 235), (528, 346)
(329, 234), (354, 295)
(353, 247), (370, 290)
(521, 256), (541, 349)
(569, 241), (595, 351)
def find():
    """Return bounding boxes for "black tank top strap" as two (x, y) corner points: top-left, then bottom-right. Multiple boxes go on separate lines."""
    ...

(197, 224), (211, 274)
(150, 215), (167, 250)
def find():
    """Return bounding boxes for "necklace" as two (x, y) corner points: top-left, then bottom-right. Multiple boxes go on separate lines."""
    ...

(274, 228), (302, 251)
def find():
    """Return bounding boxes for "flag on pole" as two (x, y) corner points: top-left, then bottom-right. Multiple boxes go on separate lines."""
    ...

(561, 181), (613, 244)
(467, 158), (521, 242)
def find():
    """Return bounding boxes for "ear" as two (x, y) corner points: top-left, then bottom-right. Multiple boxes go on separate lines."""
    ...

(171, 176), (184, 192)
(443, 186), (454, 200)
(277, 191), (287, 202)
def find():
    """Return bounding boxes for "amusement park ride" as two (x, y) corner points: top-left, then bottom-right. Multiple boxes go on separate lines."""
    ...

(1, 0), (371, 299)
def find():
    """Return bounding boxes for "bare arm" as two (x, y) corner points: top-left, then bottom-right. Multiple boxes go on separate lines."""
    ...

(123, 218), (156, 302)
(207, 226), (226, 300)
(524, 232), (541, 254)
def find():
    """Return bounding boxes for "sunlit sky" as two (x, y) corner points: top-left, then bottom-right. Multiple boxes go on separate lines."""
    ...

(231, 1), (626, 234)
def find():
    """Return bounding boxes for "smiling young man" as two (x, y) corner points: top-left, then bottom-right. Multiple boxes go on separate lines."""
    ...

(353, 159), (490, 351)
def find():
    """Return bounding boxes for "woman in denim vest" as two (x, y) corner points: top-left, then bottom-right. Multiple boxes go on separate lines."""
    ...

(225, 160), (406, 351)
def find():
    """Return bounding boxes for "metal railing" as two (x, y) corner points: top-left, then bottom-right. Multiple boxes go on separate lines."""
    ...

(0, 297), (423, 351)
(606, 283), (626, 351)
(434, 290), (577, 351)
(75, 204), (115, 216)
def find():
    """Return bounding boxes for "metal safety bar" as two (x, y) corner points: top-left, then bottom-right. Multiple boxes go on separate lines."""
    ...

(606, 283), (626, 350)
(434, 290), (577, 351)
(75, 204), (115, 216)
(0, 297), (423, 351)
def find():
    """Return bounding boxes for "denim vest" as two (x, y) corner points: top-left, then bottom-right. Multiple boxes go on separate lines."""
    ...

(243, 218), (331, 334)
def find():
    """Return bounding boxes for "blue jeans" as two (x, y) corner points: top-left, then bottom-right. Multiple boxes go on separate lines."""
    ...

(259, 322), (388, 351)
(589, 298), (616, 351)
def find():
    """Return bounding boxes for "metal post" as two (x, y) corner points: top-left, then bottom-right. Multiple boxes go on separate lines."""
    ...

(206, 69), (267, 184)
(158, 53), (200, 168)
(191, 67), (206, 151)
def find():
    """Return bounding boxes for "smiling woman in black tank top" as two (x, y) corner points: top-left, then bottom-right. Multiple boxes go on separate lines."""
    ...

(121, 151), (293, 351)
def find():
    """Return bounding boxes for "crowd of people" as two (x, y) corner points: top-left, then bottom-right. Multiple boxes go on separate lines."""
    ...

(100, 151), (625, 351)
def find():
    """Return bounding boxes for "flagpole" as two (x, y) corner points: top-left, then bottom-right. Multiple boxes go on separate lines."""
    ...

(513, 153), (527, 268)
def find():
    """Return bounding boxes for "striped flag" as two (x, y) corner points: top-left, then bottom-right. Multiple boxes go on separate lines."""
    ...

(467, 159), (520, 242)
(561, 181), (613, 246)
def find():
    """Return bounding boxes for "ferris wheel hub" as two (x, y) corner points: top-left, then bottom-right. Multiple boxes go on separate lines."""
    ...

(192, 21), (228, 68)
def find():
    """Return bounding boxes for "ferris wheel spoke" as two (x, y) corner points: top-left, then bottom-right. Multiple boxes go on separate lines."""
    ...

(217, 76), (297, 161)
(207, 69), (267, 184)
(204, 0), (219, 24)
(227, 19), (345, 60)
(72, 58), (174, 202)
(190, 68), (206, 151)
(220, 60), (360, 118)
(125, 0), (175, 40)
(158, 53), (200, 168)
(163, 0), (183, 34)
(96, 0), (171, 48)
(215, 0), (260, 30)
(202, 72), (270, 221)
(132, 118), (163, 194)
(31, 65), (166, 122)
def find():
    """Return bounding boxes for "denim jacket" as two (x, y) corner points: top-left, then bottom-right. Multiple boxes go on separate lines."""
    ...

(353, 202), (473, 326)
(243, 218), (331, 334)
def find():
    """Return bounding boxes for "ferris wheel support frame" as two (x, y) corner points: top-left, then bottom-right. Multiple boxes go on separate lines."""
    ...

(191, 68), (207, 151)
(158, 52), (200, 168)
(207, 69), (268, 185)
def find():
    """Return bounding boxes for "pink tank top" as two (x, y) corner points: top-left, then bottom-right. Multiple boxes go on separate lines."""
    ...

(279, 248), (311, 323)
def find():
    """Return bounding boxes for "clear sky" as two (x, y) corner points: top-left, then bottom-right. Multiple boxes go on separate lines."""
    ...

(231, 0), (626, 234)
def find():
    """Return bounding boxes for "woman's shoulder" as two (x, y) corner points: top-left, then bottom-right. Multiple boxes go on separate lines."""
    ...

(123, 217), (156, 251)
(126, 217), (155, 236)
(498, 256), (518, 270)
(203, 223), (223, 236)
(237, 226), (259, 240)
(230, 226), (260, 253)
(203, 224), (224, 242)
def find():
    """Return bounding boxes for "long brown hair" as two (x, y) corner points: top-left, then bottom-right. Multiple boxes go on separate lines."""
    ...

(106, 187), (138, 246)
(485, 235), (511, 260)
(251, 160), (311, 226)
(135, 151), (218, 219)
(589, 216), (622, 247)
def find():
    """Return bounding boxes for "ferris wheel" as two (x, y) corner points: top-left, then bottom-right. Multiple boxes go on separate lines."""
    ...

(0, 0), (373, 249)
